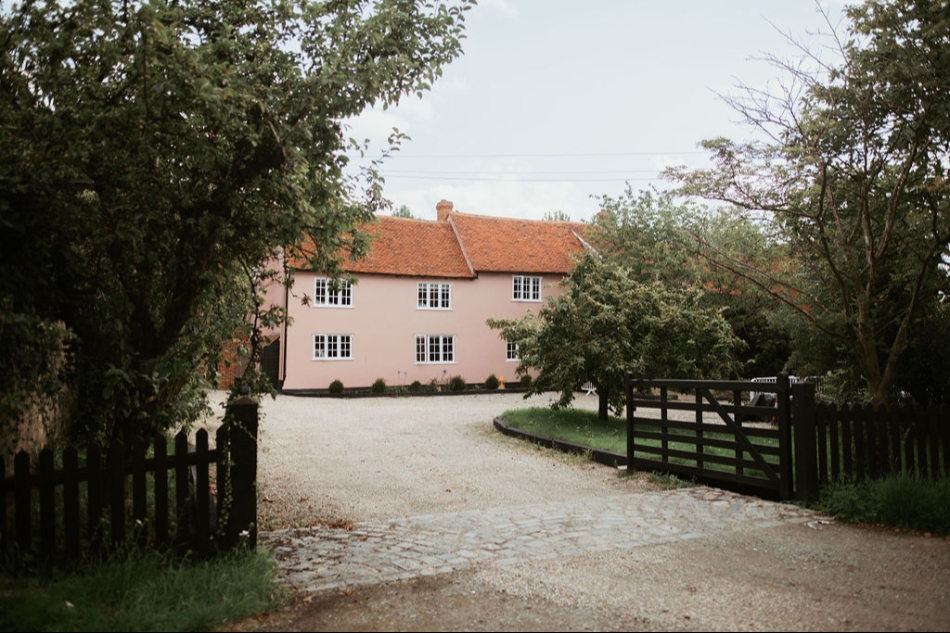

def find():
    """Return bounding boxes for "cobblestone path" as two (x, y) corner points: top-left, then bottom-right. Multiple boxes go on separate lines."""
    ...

(261, 487), (817, 594)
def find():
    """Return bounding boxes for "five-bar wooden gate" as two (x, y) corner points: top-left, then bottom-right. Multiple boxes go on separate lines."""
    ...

(625, 373), (818, 501)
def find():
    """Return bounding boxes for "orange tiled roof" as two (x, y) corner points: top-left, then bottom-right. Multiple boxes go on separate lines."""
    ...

(290, 205), (588, 278)
(342, 215), (474, 278)
(447, 210), (588, 274)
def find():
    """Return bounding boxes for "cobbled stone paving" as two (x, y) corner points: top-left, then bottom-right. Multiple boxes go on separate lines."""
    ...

(261, 488), (816, 594)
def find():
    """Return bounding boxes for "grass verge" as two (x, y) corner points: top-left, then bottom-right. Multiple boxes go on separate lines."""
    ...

(500, 407), (626, 453)
(499, 406), (778, 476)
(0, 547), (283, 632)
(501, 407), (695, 487)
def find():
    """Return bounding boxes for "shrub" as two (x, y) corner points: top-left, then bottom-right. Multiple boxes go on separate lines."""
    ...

(371, 377), (387, 394)
(328, 379), (344, 394)
(520, 374), (532, 388)
(484, 374), (500, 390)
(409, 380), (423, 393)
(818, 475), (950, 535)
(426, 378), (441, 392)
(448, 375), (466, 391)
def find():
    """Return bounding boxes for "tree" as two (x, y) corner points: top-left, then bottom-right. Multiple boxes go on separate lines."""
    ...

(542, 210), (572, 222)
(589, 187), (705, 289)
(488, 253), (742, 420)
(391, 204), (416, 218)
(667, 0), (950, 405)
(589, 187), (792, 377)
(896, 299), (950, 407)
(0, 0), (472, 444)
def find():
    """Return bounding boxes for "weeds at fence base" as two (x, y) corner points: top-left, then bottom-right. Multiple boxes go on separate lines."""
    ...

(817, 475), (950, 536)
(647, 471), (695, 490)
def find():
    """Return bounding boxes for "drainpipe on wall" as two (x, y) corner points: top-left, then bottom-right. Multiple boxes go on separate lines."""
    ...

(281, 278), (289, 391)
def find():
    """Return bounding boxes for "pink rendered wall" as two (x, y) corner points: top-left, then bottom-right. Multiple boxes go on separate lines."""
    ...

(261, 272), (286, 340)
(280, 271), (564, 390)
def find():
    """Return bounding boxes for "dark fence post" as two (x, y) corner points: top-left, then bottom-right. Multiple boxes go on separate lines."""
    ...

(625, 372), (634, 470)
(40, 449), (56, 556)
(225, 397), (259, 550)
(0, 455), (6, 560)
(15, 451), (31, 556)
(109, 440), (126, 546)
(153, 435), (169, 549)
(927, 407), (942, 480)
(888, 407), (903, 476)
(815, 404), (829, 485)
(87, 445), (103, 553)
(194, 430), (211, 556)
(132, 438), (147, 547)
(792, 382), (818, 501)
(776, 373), (792, 500)
(216, 423), (229, 549)
(174, 431), (190, 552)
(838, 405), (857, 482)
(854, 405), (869, 482)
(63, 447), (80, 560)
(827, 404), (840, 483)
(914, 408), (929, 478)
(942, 405), (950, 479)
(907, 408), (919, 477)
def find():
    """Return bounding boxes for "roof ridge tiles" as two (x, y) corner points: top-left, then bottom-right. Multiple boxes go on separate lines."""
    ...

(447, 209), (585, 227)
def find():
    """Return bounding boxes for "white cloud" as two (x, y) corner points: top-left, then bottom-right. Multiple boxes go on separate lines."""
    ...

(435, 75), (470, 94)
(345, 109), (408, 144)
(344, 97), (437, 153)
(394, 95), (435, 123)
(478, 0), (517, 17)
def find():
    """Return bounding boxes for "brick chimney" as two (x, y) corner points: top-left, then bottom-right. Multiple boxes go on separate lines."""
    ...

(436, 199), (454, 222)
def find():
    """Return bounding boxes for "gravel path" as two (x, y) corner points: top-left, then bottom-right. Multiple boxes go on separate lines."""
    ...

(215, 392), (950, 632)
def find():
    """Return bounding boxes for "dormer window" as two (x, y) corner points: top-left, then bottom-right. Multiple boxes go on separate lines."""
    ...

(512, 275), (541, 302)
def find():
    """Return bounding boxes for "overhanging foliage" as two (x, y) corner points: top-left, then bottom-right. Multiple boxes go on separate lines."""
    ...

(0, 0), (472, 443)
(667, 0), (950, 404)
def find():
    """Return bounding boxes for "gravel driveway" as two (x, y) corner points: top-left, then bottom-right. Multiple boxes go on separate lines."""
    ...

(217, 392), (950, 632)
(251, 391), (655, 527)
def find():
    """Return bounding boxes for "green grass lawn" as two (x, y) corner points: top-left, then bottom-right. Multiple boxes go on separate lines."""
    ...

(500, 406), (781, 477)
(500, 407), (628, 453)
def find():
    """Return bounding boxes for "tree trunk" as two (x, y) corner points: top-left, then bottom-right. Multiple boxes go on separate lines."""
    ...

(598, 390), (609, 421)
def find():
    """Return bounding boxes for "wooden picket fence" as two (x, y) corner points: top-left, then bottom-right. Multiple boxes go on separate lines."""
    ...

(815, 402), (950, 484)
(0, 398), (259, 567)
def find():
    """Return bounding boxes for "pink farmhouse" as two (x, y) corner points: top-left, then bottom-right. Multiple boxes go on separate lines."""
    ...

(274, 200), (590, 392)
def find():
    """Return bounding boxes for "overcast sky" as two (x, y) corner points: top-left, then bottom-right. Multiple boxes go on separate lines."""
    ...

(346, 0), (850, 222)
